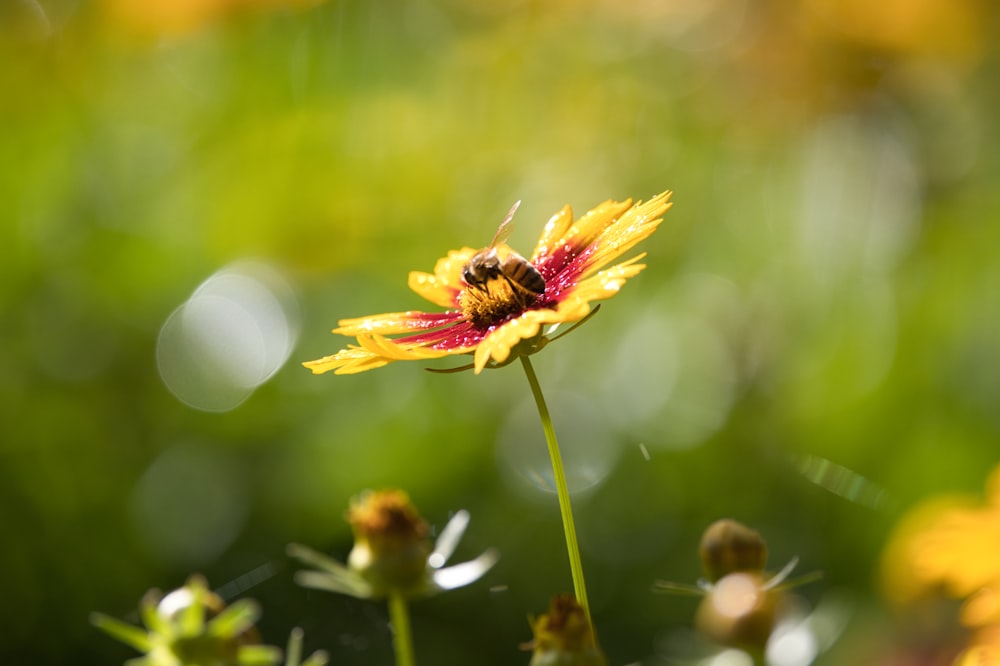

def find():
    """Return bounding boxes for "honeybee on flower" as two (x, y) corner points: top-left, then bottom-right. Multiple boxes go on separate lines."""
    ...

(303, 191), (672, 374)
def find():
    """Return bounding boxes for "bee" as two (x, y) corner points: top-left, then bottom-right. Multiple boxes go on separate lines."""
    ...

(462, 200), (546, 302)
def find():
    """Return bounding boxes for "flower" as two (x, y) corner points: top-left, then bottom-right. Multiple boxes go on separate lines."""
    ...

(304, 190), (673, 375)
(524, 594), (607, 666)
(695, 571), (782, 654)
(288, 489), (498, 600)
(882, 463), (1000, 664)
(91, 575), (284, 666)
(655, 520), (819, 657)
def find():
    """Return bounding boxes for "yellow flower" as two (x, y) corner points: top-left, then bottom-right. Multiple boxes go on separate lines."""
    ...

(882, 464), (1000, 663)
(101, 0), (325, 38)
(883, 466), (1000, 605)
(304, 191), (673, 375)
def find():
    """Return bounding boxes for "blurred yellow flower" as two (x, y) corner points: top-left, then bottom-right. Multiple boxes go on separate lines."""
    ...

(882, 464), (1000, 664)
(102, 0), (324, 38)
(304, 191), (672, 375)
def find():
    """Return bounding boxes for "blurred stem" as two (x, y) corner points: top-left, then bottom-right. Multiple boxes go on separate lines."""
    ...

(519, 355), (593, 630)
(388, 592), (416, 666)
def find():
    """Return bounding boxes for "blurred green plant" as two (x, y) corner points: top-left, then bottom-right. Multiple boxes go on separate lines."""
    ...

(525, 594), (607, 666)
(655, 519), (823, 665)
(288, 489), (497, 666)
(302, 191), (671, 638)
(3, 0), (1000, 663)
(91, 576), (327, 666)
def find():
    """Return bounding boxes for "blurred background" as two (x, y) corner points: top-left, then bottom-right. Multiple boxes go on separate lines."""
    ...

(2, 0), (999, 663)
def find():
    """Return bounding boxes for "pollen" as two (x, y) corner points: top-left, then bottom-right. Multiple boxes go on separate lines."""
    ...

(459, 277), (531, 328)
(348, 489), (429, 541)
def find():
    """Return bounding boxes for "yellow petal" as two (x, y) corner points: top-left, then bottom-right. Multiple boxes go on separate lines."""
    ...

(532, 199), (632, 263)
(303, 345), (391, 375)
(963, 587), (1000, 628)
(910, 506), (1000, 598)
(531, 204), (574, 261)
(304, 334), (473, 375)
(569, 256), (647, 302)
(580, 191), (672, 278)
(473, 300), (592, 373)
(334, 311), (458, 336)
(408, 247), (477, 308)
(473, 314), (545, 373)
(955, 643), (1000, 666)
(355, 334), (464, 362)
(569, 198), (635, 247)
(882, 494), (1000, 605)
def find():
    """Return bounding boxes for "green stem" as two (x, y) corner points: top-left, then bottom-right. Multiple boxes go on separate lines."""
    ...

(519, 355), (592, 628)
(388, 592), (416, 666)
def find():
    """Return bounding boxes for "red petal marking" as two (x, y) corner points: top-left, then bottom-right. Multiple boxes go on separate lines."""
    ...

(531, 241), (599, 303)
(403, 311), (467, 327)
(382, 236), (605, 354)
(394, 319), (488, 351)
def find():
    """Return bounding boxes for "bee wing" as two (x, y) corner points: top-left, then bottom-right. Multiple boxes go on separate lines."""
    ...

(489, 200), (521, 247)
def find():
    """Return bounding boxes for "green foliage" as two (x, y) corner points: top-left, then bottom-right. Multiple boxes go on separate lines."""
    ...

(3, 0), (1000, 663)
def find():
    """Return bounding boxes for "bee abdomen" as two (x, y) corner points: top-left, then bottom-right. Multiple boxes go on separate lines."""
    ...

(502, 256), (546, 297)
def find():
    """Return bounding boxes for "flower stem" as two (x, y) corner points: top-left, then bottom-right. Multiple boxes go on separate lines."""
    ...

(388, 592), (416, 666)
(519, 355), (592, 629)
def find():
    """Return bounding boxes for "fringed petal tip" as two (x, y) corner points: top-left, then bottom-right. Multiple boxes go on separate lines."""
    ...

(302, 348), (391, 375)
(304, 334), (463, 375)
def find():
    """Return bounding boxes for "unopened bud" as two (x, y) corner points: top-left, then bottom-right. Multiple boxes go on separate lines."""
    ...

(346, 489), (432, 596)
(527, 594), (607, 666)
(696, 571), (780, 654)
(699, 519), (768, 583)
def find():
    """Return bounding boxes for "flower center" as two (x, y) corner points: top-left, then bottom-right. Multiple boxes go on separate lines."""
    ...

(459, 276), (534, 328)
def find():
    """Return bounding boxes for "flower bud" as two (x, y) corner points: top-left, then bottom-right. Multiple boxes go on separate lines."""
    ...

(346, 489), (432, 596)
(157, 578), (253, 665)
(695, 571), (779, 654)
(91, 575), (281, 666)
(699, 519), (768, 583)
(527, 594), (607, 666)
